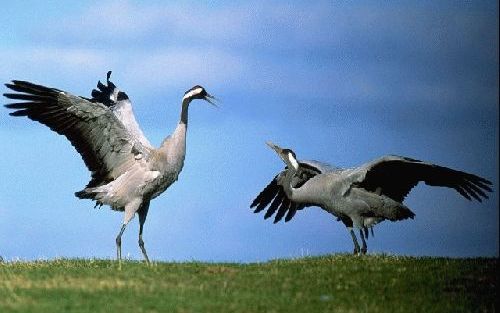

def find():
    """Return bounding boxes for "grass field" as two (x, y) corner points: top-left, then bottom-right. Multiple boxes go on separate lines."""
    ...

(0, 254), (496, 313)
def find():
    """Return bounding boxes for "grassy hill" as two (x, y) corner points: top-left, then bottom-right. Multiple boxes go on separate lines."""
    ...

(0, 255), (496, 313)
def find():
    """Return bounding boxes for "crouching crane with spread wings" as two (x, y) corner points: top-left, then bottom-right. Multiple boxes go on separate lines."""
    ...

(4, 72), (216, 263)
(251, 142), (492, 254)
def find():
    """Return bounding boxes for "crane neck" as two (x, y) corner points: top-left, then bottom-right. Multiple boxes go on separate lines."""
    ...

(282, 165), (319, 206)
(282, 166), (298, 199)
(153, 96), (195, 174)
(179, 98), (192, 125)
(169, 97), (191, 155)
(155, 98), (191, 172)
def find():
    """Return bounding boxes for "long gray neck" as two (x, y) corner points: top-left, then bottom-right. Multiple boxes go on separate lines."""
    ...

(155, 98), (191, 173)
(169, 97), (191, 153)
(282, 166), (298, 199)
(282, 165), (323, 206)
(180, 98), (191, 125)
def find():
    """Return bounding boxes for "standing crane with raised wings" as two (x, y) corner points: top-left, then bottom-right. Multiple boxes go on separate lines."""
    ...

(251, 142), (492, 254)
(4, 72), (216, 263)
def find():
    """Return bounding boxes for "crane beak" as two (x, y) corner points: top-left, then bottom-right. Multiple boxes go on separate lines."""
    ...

(266, 141), (283, 155)
(266, 141), (298, 169)
(203, 93), (219, 108)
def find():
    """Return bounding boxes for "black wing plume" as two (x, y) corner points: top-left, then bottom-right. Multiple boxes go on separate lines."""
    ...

(250, 176), (279, 210)
(91, 71), (118, 107)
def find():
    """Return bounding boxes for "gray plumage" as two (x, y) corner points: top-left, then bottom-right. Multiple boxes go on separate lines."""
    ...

(251, 142), (493, 254)
(4, 72), (216, 263)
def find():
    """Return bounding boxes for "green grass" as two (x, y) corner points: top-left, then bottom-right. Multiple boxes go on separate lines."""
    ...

(0, 255), (496, 313)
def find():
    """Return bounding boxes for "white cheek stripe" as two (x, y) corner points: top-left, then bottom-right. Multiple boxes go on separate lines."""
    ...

(183, 87), (203, 100)
(288, 153), (299, 170)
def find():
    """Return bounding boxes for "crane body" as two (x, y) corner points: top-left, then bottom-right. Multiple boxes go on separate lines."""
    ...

(4, 72), (216, 262)
(251, 142), (492, 254)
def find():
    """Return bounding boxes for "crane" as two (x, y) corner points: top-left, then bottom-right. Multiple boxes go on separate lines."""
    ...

(251, 142), (492, 254)
(4, 72), (216, 263)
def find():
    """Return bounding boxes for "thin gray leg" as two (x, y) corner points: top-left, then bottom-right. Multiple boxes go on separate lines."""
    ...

(359, 229), (367, 254)
(363, 227), (369, 239)
(138, 201), (150, 264)
(138, 226), (150, 264)
(116, 224), (127, 262)
(349, 229), (360, 254)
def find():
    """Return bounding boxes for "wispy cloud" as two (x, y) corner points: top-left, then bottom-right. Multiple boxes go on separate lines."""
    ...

(0, 47), (108, 83)
(121, 47), (244, 89)
(3, 1), (498, 105)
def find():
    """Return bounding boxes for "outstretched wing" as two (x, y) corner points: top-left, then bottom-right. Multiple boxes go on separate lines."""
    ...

(90, 71), (154, 150)
(351, 155), (492, 203)
(4, 80), (147, 188)
(250, 161), (321, 223)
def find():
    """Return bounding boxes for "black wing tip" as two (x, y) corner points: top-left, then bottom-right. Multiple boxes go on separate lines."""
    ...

(5, 103), (28, 109)
(4, 80), (57, 96)
(458, 188), (472, 200)
(273, 207), (286, 223)
(3, 80), (23, 91)
(4, 81), (58, 115)
(250, 195), (260, 208)
(467, 173), (493, 188)
(253, 205), (267, 214)
(8, 110), (29, 117)
(461, 175), (493, 202)
(477, 179), (493, 192)
(263, 202), (280, 219)
(480, 177), (493, 185)
(274, 202), (299, 223)
(250, 177), (279, 209)
(273, 206), (288, 223)
(284, 208), (298, 222)
(8, 80), (25, 86)
(7, 80), (32, 86)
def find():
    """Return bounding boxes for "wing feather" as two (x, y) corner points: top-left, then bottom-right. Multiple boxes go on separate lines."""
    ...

(250, 176), (279, 210)
(284, 205), (298, 222)
(90, 72), (154, 150)
(251, 161), (322, 224)
(270, 197), (290, 221)
(4, 80), (146, 188)
(354, 155), (492, 203)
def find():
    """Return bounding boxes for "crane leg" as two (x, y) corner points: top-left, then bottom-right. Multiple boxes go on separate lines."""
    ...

(349, 228), (360, 254)
(138, 227), (150, 264)
(116, 199), (141, 265)
(359, 229), (367, 254)
(116, 224), (127, 262)
(138, 201), (151, 264)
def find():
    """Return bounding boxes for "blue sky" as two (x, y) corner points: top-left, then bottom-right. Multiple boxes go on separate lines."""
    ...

(0, 1), (498, 262)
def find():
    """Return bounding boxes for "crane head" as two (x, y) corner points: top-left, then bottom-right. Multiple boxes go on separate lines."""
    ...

(183, 85), (217, 107)
(266, 141), (299, 170)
